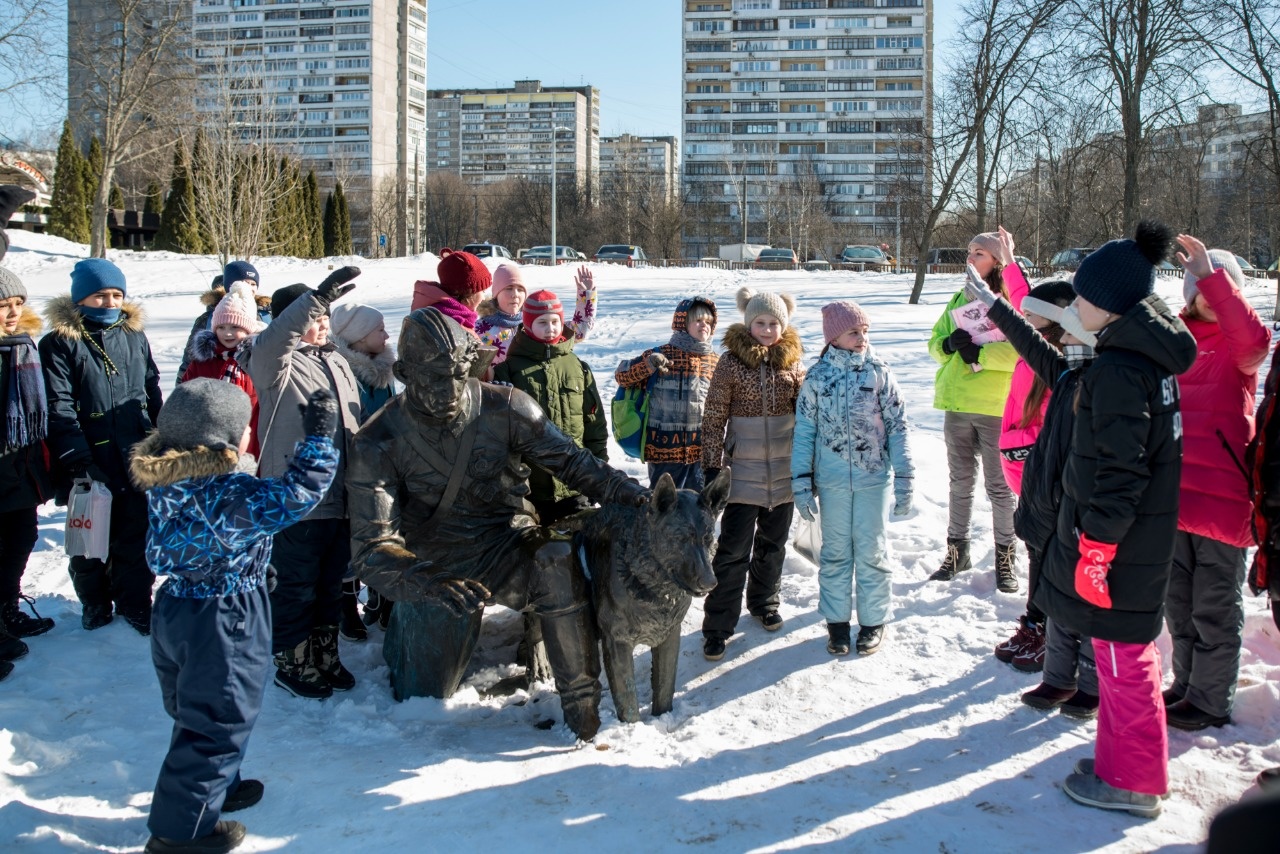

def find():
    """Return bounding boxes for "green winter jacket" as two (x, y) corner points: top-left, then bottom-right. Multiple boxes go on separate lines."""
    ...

(493, 329), (608, 504)
(927, 289), (1019, 417)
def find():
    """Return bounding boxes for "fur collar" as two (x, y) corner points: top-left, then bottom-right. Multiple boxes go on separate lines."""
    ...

(722, 323), (802, 370)
(45, 295), (146, 340)
(333, 337), (396, 388)
(6, 305), (42, 338)
(476, 297), (499, 318)
(129, 431), (240, 490)
(200, 285), (272, 310)
(186, 329), (229, 363)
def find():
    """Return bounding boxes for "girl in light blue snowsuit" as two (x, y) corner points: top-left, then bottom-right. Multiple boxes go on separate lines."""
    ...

(792, 301), (914, 656)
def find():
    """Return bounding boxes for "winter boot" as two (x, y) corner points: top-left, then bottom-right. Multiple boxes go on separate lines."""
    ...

(995, 542), (1019, 593)
(81, 602), (113, 631)
(856, 624), (884, 655)
(116, 601), (152, 637)
(929, 538), (971, 581)
(994, 613), (1043, 665)
(826, 622), (851, 656)
(273, 638), (333, 700)
(703, 637), (726, 661)
(2, 596), (55, 638)
(363, 589), (392, 630)
(1063, 772), (1162, 818)
(1010, 626), (1046, 673)
(1020, 682), (1075, 710)
(0, 627), (28, 662)
(339, 580), (367, 642)
(222, 778), (264, 813)
(310, 625), (355, 691)
(1166, 698), (1231, 731)
(144, 819), (247, 853)
(1059, 690), (1100, 721)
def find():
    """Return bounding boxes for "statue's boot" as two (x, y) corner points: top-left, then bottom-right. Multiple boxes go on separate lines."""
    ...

(532, 539), (602, 740)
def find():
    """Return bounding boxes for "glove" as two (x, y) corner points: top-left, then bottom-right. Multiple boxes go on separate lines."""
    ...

(421, 573), (491, 617)
(964, 264), (997, 307)
(70, 458), (109, 484)
(892, 479), (913, 517)
(314, 265), (360, 308)
(941, 327), (972, 356)
(1074, 532), (1116, 609)
(300, 389), (339, 439)
(957, 339), (981, 365)
(793, 488), (817, 523)
(645, 352), (671, 375)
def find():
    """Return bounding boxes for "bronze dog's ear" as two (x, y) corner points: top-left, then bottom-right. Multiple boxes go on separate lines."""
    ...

(699, 466), (731, 516)
(392, 360), (410, 385)
(650, 472), (679, 516)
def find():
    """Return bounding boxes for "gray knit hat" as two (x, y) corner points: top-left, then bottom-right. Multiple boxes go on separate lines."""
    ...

(1183, 249), (1245, 305)
(0, 267), (25, 302)
(156, 378), (253, 450)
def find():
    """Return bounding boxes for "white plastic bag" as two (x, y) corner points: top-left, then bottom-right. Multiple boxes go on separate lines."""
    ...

(65, 479), (112, 562)
(793, 508), (822, 566)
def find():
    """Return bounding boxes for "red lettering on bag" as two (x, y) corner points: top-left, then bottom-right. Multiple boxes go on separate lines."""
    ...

(68, 518), (92, 529)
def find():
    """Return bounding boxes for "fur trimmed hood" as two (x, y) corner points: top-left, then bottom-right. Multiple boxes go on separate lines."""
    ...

(5, 305), (42, 338)
(200, 285), (272, 311)
(722, 323), (803, 370)
(186, 328), (240, 363)
(476, 297), (500, 318)
(45, 294), (146, 340)
(129, 431), (240, 490)
(333, 337), (396, 388)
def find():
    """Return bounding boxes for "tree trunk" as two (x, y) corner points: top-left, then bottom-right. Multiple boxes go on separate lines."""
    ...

(90, 164), (115, 257)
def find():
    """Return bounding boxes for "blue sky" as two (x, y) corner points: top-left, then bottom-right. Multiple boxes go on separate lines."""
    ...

(6, 0), (960, 144)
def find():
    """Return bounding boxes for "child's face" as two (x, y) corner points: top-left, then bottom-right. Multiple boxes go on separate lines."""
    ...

(831, 325), (869, 352)
(78, 289), (125, 309)
(351, 324), (390, 355)
(1188, 292), (1218, 323)
(496, 283), (527, 316)
(1072, 296), (1112, 332)
(0, 296), (24, 334)
(967, 245), (997, 278)
(686, 312), (715, 342)
(530, 314), (563, 342)
(301, 314), (330, 346)
(750, 314), (783, 347)
(1022, 309), (1051, 331)
(215, 323), (250, 349)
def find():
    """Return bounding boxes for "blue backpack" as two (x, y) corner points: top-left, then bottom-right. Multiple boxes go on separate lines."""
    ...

(611, 372), (658, 460)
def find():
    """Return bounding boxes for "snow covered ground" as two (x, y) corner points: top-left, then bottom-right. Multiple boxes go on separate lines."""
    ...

(2, 230), (1278, 853)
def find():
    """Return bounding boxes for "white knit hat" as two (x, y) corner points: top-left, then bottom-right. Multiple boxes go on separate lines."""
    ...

(330, 303), (385, 345)
(212, 282), (265, 333)
(737, 286), (796, 331)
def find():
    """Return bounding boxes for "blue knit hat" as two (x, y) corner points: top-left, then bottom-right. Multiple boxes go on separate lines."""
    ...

(1072, 220), (1173, 316)
(70, 258), (127, 304)
(223, 260), (260, 289)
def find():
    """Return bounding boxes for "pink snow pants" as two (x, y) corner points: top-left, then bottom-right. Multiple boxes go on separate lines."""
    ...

(1091, 638), (1169, 795)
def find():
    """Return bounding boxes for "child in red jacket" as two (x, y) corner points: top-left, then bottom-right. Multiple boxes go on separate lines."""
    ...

(180, 282), (265, 457)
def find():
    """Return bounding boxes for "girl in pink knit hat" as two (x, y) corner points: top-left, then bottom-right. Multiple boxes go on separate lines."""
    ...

(180, 282), (264, 458)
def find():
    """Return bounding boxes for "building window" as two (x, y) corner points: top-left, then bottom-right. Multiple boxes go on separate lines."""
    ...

(788, 18), (816, 28)
(783, 120), (819, 132)
(830, 58), (869, 70)
(733, 0), (773, 9)
(780, 80), (825, 91)
(788, 103), (817, 112)
(734, 61), (776, 71)
(830, 100), (870, 111)
(784, 61), (820, 71)
(830, 17), (870, 27)
(691, 20), (727, 31)
(786, 38), (817, 49)
(829, 37), (874, 49)
(886, 15), (913, 27)
(876, 36), (923, 48)
(695, 84), (727, 93)
(734, 80), (770, 92)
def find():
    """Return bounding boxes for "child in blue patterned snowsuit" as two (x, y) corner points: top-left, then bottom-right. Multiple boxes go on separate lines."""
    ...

(128, 379), (338, 853)
(792, 301), (914, 656)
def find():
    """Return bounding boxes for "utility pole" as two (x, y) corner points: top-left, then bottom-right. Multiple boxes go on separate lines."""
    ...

(550, 125), (571, 263)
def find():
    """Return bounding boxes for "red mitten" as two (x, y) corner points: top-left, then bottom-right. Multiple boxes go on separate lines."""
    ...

(1075, 533), (1116, 609)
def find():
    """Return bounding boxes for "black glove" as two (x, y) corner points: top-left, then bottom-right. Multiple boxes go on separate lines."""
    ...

(421, 573), (491, 617)
(314, 265), (360, 309)
(69, 457), (109, 484)
(958, 340), (982, 365)
(300, 389), (339, 438)
(941, 328), (972, 356)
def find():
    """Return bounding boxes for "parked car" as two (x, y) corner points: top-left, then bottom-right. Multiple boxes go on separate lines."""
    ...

(839, 245), (892, 269)
(593, 244), (649, 266)
(753, 248), (799, 269)
(1049, 247), (1094, 270)
(516, 248), (530, 261)
(1235, 255), (1260, 277)
(1013, 255), (1035, 270)
(802, 258), (831, 271)
(522, 245), (582, 265)
(462, 242), (514, 261)
(925, 247), (969, 268)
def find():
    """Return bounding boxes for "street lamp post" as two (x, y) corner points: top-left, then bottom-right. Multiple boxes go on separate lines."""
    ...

(550, 125), (571, 264)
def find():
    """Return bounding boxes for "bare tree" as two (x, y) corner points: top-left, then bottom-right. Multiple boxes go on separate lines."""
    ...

(0, 0), (58, 125)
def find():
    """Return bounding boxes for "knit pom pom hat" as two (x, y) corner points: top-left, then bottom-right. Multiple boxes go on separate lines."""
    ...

(1073, 220), (1174, 316)
(437, 250), (492, 298)
(737, 286), (795, 331)
(821, 300), (869, 345)
(212, 281), (265, 333)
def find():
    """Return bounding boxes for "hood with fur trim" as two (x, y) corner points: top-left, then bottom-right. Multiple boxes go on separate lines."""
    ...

(722, 323), (803, 371)
(476, 297), (500, 319)
(44, 294), (146, 340)
(186, 328), (246, 364)
(333, 337), (396, 389)
(200, 285), (272, 311)
(5, 305), (42, 339)
(129, 430), (241, 490)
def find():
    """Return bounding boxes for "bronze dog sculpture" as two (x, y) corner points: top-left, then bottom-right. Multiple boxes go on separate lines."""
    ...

(580, 468), (731, 723)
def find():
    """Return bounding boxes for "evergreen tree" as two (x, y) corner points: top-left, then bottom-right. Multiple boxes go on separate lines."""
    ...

(288, 161), (307, 257)
(324, 181), (352, 256)
(109, 183), (125, 209)
(48, 122), (91, 245)
(143, 180), (162, 215)
(154, 143), (205, 254)
(189, 131), (216, 252)
(304, 169), (324, 258)
(82, 137), (104, 222)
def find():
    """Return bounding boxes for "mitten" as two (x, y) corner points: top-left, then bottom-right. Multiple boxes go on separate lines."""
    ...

(942, 327), (972, 356)
(1074, 533), (1116, 609)
(645, 352), (671, 374)
(792, 480), (817, 522)
(892, 478), (913, 517)
(964, 264), (997, 307)
(300, 389), (339, 439)
(314, 265), (360, 308)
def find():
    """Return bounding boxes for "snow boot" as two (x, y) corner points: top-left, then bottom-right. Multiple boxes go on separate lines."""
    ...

(856, 624), (884, 655)
(0, 627), (28, 662)
(1161, 685), (1185, 706)
(1075, 759), (1169, 799)
(1010, 628), (1046, 673)
(2, 596), (54, 638)
(756, 610), (783, 632)
(116, 602), (152, 637)
(1020, 682), (1075, 710)
(1166, 698), (1231, 731)
(310, 625), (355, 691)
(1060, 690), (1100, 721)
(363, 589), (392, 630)
(81, 602), (113, 631)
(222, 779), (264, 813)
(273, 638), (333, 700)
(994, 613), (1043, 665)
(703, 637), (726, 661)
(995, 542), (1019, 593)
(144, 819), (246, 853)
(929, 538), (971, 581)
(1063, 772), (1162, 818)
(826, 622), (851, 656)
(339, 580), (367, 642)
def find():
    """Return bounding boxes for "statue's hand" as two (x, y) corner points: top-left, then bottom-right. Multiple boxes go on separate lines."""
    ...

(420, 572), (491, 616)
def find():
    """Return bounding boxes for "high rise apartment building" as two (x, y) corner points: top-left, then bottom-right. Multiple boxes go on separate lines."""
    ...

(69, 0), (428, 256)
(427, 80), (600, 196)
(600, 135), (679, 201)
(681, 0), (932, 254)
